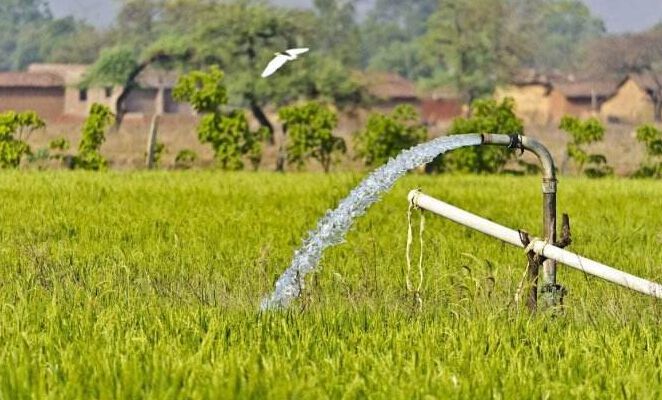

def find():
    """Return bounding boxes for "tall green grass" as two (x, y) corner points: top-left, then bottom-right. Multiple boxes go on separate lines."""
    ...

(0, 171), (661, 398)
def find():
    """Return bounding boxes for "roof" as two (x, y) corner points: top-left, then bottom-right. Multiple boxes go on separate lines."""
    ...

(552, 80), (619, 99)
(28, 63), (88, 85)
(356, 71), (418, 100)
(0, 72), (64, 88)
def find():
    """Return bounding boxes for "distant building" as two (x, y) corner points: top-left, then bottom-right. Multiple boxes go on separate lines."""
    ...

(496, 70), (619, 125)
(420, 87), (464, 126)
(549, 80), (617, 121)
(0, 63), (192, 119)
(0, 71), (65, 118)
(601, 73), (662, 123)
(357, 71), (463, 124)
(359, 71), (419, 109)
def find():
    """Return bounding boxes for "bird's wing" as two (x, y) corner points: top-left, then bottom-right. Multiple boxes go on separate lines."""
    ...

(285, 48), (309, 56)
(261, 55), (290, 78)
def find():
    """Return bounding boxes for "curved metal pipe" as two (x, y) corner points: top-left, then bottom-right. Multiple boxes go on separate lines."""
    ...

(480, 134), (559, 310)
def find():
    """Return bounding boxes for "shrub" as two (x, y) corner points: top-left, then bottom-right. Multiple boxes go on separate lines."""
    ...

(633, 124), (662, 178)
(0, 111), (45, 168)
(279, 102), (345, 172)
(175, 149), (198, 169)
(441, 98), (523, 173)
(559, 116), (612, 178)
(354, 105), (427, 167)
(173, 67), (266, 170)
(74, 104), (113, 170)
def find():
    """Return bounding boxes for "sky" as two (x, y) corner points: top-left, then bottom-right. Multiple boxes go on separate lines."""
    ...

(47, 0), (662, 33)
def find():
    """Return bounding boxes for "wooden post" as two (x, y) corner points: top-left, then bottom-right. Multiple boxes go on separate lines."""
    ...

(146, 114), (159, 169)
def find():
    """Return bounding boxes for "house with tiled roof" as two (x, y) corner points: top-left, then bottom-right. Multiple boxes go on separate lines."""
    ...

(495, 70), (620, 125)
(601, 73), (662, 123)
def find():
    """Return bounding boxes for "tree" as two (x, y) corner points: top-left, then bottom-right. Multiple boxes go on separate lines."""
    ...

(633, 124), (662, 178)
(278, 102), (345, 172)
(422, 0), (529, 103)
(559, 116), (612, 178)
(529, 0), (605, 70)
(189, 1), (361, 137)
(354, 105), (427, 167)
(313, 0), (361, 68)
(441, 98), (523, 173)
(172, 66), (267, 170)
(0, 111), (45, 168)
(361, 0), (436, 80)
(0, 1), (102, 70)
(74, 104), (113, 170)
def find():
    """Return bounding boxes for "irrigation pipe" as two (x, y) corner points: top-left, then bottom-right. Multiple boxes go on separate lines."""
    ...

(408, 190), (662, 300)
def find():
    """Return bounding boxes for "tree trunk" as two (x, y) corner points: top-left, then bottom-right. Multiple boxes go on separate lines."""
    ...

(276, 124), (287, 172)
(655, 94), (662, 123)
(249, 100), (275, 143)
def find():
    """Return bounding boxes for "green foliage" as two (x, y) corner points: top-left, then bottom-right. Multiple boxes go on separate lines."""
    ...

(174, 67), (266, 170)
(559, 116), (612, 178)
(422, 0), (528, 101)
(279, 102), (345, 172)
(81, 46), (138, 88)
(172, 66), (228, 114)
(74, 104), (113, 170)
(0, 111), (45, 168)
(354, 105), (427, 167)
(532, 0), (605, 70)
(361, 0), (435, 79)
(633, 124), (662, 178)
(0, 0), (101, 70)
(441, 98), (523, 173)
(175, 149), (198, 169)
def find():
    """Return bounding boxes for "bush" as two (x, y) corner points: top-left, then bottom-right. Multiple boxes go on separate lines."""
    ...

(0, 111), (45, 168)
(279, 102), (345, 172)
(175, 149), (198, 169)
(74, 103), (113, 170)
(559, 116), (612, 178)
(633, 124), (662, 178)
(173, 67), (266, 170)
(354, 105), (427, 167)
(440, 98), (523, 173)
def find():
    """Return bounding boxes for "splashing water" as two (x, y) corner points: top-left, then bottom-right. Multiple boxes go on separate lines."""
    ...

(261, 134), (483, 310)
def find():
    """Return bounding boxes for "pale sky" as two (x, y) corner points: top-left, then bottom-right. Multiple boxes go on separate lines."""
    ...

(47, 0), (662, 33)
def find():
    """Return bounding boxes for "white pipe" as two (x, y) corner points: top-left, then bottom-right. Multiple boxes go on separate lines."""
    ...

(409, 190), (662, 299)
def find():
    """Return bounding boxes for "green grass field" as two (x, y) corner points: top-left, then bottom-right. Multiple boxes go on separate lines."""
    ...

(1, 171), (661, 398)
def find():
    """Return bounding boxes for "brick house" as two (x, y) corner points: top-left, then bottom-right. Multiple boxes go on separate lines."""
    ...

(0, 71), (66, 118)
(0, 63), (192, 119)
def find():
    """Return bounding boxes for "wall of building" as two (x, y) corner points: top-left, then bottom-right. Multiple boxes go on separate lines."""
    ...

(64, 86), (118, 116)
(601, 79), (654, 123)
(0, 87), (65, 119)
(548, 89), (597, 121)
(494, 84), (551, 125)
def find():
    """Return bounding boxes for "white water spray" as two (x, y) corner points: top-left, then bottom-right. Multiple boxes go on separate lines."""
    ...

(261, 134), (483, 310)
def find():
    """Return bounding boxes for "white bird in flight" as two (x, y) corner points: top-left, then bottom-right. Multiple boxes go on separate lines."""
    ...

(261, 48), (310, 78)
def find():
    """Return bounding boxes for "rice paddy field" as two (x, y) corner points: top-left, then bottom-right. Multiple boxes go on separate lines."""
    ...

(1, 171), (661, 398)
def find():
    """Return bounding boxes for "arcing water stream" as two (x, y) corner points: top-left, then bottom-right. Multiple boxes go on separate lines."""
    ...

(261, 134), (483, 310)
